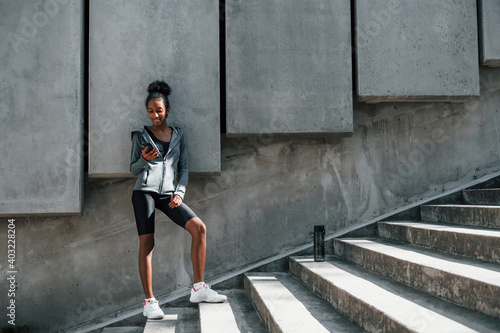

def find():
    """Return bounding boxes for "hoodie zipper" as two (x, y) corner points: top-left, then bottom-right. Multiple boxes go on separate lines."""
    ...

(159, 144), (168, 192)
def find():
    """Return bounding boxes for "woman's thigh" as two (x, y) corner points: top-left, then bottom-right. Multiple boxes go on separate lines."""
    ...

(131, 191), (156, 235)
(155, 195), (197, 229)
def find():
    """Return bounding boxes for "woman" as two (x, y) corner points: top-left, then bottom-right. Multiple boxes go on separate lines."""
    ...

(130, 80), (226, 319)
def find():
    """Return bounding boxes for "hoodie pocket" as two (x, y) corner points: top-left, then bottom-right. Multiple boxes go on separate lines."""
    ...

(144, 169), (149, 185)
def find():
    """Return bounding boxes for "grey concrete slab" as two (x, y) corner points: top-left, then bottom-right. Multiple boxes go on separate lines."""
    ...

(244, 272), (364, 333)
(101, 327), (143, 333)
(89, 0), (220, 176)
(378, 221), (500, 263)
(421, 205), (500, 228)
(0, 0), (83, 216)
(479, 0), (500, 67)
(290, 256), (500, 333)
(199, 302), (240, 333)
(463, 188), (500, 205)
(221, 289), (267, 333)
(226, 0), (353, 135)
(143, 307), (198, 333)
(334, 238), (500, 318)
(355, 0), (480, 103)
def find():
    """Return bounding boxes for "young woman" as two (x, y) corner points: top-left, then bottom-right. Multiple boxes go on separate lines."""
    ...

(130, 80), (226, 319)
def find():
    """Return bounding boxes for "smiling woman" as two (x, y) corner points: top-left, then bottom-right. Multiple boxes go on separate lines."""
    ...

(129, 80), (227, 320)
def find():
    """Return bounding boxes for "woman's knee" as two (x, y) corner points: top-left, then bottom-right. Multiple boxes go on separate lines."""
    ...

(139, 234), (155, 253)
(198, 219), (207, 235)
(187, 218), (206, 237)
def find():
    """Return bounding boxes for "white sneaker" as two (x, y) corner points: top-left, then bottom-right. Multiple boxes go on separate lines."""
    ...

(143, 299), (164, 319)
(190, 284), (227, 303)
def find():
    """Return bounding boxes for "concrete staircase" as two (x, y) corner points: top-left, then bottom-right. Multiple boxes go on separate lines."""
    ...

(101, 186), (500, 332)
(246, 186), (500, 332)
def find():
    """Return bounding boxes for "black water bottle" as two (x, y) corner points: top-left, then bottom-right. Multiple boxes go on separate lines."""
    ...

(314, 225), (325, 262)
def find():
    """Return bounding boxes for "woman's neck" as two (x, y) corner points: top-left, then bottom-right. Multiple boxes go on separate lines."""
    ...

(149, 122), (168, 132)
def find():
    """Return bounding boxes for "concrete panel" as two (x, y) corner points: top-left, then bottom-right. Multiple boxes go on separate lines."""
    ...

(226, 0), (353, 135)
(89, 0), (220, 176)
(0, 0), (83, 216)
(355, 0), (480, 103)
(479, 0), (500, 67)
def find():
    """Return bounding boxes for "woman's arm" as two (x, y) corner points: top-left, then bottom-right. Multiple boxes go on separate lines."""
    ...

(174, 131), (189, 200)
(130, 132), (149, 176)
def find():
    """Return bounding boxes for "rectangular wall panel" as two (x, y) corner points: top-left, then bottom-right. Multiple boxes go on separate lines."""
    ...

(0, 0), (83, 216)
(226, 0), (353, 135)
(89, 0), (220, 176)
(479, 0), (500, 67)
(355, 0), (480, 103)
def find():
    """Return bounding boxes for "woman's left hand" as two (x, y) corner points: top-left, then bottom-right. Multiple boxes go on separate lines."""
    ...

(169, 195), (182, 209)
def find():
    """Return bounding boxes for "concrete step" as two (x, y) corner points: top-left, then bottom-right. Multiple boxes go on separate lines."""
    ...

(463, 189), (500, 205)
(244, 272), (364, 333)
(199, 289), (267, 333)
(377, 221), (500, 263)
(143, 307), (198, 333)
(101, 328), (143, 333)
(333, 238), (500, 318)
(199, 303), (239, 333)
(290, 256), (500, 333)
(420, 204), (500, 228)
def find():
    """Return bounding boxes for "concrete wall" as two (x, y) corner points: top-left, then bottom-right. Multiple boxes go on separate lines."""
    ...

(478, 0), (500, 67)
(2, 1), (500, 331)
(225, 0), (353, 135)
(89, 0), (220, 175)
(2, 67), (499, 332)
(355, 0), (480, 103)
(0, 0), (83, 216)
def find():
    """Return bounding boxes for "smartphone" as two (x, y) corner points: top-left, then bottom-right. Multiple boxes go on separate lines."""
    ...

(144, 143), (155, 153)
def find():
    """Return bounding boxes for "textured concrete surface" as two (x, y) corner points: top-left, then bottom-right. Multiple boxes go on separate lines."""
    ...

(89, 0), (220, 175)
(143, 307), (199, 333)
(226, 0), (353, 134)
(101, 328), (143, 333)
(199, 302), (240, 333)
(244, 272), (363, 333)
(222, 289), (267, 333)
(334, 238), (500, 318)
(378, 221), (500, 263)
(2, 66), (500, 332)
(421, 205), (500, 228)
(290, 257), (500, 332)
(463, 189), (500, 205)
(355, 0), (479, 102)
(479, 0), (500, 67)
(0, 0), (83, 215)
(4, 67), (500, 332)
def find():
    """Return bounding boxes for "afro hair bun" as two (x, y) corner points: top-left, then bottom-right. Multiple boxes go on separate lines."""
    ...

(147, 80), (171, 96)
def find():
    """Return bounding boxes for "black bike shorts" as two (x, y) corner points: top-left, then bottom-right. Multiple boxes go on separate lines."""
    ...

(132, 190), (197, 235)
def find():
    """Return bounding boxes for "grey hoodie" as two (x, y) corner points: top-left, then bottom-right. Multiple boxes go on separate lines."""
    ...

(130, 126), (188, 199)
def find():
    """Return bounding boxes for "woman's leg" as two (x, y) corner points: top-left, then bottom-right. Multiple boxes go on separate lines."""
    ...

(139, 233), (155, 298)
(184, 217), (207, 283)
(132, 191), (157, 299)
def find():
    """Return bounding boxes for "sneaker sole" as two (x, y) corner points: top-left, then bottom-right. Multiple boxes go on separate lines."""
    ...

(145, 314), (165, 319)
(143, 311), (165, 319)
(190, 298), (227, 303)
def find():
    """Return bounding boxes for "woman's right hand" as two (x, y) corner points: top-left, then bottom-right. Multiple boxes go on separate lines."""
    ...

(141, 147), (159, 161)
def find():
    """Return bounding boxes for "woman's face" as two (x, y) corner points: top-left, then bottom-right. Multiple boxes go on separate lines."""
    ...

(147, 98), (169, 126)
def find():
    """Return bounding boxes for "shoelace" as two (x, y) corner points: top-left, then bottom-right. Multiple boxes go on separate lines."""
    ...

(193, 283), (212, 292)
